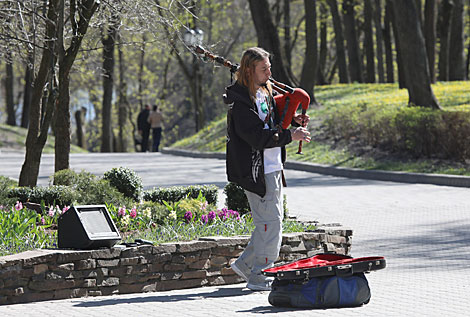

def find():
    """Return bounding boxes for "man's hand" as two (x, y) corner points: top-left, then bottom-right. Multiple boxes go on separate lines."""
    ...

(290, 127), (311, 142)
(293, 113), (310, 126)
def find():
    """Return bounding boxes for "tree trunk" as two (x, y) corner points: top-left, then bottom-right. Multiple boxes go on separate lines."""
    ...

(75, 107), (86, 149)
(283, 0), (291, 67)
(21, 53), (34, 128)
(299, 0), (318, 104)
(248, 0), (292, 85)
(100, 14), (118, 153)
(437, 0), (453, 81)
(342, 0), (363, 83)
(5, 57), (16, 126)
(54, 0), (98, 173)
(374, 0), (385, 83)
(388, 0), (406, 88)
(448, 0), (466, 80)
(117, 36), (129, 153)
(384, 0), (394, 83)
(316, 2), (328, 85)
(424, 0), (437, 83)
(364, 0), (375, 83)
(326, 0), (349, 83)
(391, 0), (441, 109)
(19, 0), (59, 187)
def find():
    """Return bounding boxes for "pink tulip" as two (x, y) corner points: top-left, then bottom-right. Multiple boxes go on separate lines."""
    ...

(15, 201), (23, 211)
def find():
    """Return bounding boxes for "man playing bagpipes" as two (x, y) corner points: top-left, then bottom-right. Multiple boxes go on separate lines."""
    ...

(224, 47), (311, 291)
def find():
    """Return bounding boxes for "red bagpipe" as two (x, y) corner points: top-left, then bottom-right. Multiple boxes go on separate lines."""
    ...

(263, 253), (386, 280)
(190, 45), (310, 153)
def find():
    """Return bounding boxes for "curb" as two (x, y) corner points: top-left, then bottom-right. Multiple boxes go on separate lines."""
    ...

(161, 147), (470, 188)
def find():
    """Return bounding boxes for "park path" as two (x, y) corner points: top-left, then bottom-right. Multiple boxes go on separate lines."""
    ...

(1, 152), (469, 316)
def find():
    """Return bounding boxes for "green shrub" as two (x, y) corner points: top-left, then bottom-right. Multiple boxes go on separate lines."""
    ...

(51, 169), (79, 186)
(103, 167), (143, 201)
(8, 185), (77, 207)
(143, 185), (218, 205)
(223, 182), (251, 214)
(0, 175), (17, 206)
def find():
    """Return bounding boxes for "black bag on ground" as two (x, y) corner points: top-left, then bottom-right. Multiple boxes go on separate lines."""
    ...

(268, 273), (371, 308)
(263, 253), (385, 309)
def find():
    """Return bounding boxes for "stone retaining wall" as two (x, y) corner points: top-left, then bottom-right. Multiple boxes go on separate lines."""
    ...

(0, 225), (352, 305)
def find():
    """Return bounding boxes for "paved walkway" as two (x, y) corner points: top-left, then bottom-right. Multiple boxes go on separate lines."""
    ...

(1, 152), (469, 316)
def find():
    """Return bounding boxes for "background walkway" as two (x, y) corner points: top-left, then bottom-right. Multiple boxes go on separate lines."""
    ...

(1, 152), (469, 316)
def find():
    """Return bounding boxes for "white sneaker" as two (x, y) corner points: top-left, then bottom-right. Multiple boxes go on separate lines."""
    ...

(246, 280), (272, 291)
(230, 261), (249, 281)
(246, 274), (273, 291)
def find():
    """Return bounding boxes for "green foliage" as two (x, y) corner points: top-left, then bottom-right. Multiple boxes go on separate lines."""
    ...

(0, 204), (56, 256)
(103, 167), (143, 201)
(223, 182), (251, 215)
(0, 175), (17, 206)
(143, 185), (218, 205)
(8, 185), (77, 207)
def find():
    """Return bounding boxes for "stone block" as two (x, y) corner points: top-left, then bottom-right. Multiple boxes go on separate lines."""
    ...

(120, 257), (140, 266)
(198, 236), (250, 246)
(177, 241), (217, 253)
(99, 277), (120, 287)
(57, 251), (92, 263)
(29, 279), (75, 291)
(76, 259), (96, 270)
(156, 278), (208, 291)
(164, 263), (187, 272)
(119, 282), (157, 294)
(210, 256), (228, 267)
(91, 248), (121, 259)
(181, 270), (207, 280)
(161, 272), (182, 281)
(152, 244), (177, 254)
(83, 279), (97, 288)
(34, 264), (49, 275)
(97, 259), (120, 267)
(221, 267), (235, 276)
(172, 254), (186, 264)
(188, 259), (210, 270)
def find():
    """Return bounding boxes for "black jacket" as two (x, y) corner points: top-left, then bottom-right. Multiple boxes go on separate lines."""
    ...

(225, 82), (292, 197)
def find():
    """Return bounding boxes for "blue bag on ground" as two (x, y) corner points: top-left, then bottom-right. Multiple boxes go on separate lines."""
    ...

(268, 273), (371, 308)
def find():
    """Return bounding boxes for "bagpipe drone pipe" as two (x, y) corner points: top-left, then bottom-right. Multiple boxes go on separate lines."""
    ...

(190, 45), (310, 154)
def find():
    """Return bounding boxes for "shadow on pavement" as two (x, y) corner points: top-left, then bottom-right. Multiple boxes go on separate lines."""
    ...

(74, 285), (252, 307)
(363, 220), (470, 269)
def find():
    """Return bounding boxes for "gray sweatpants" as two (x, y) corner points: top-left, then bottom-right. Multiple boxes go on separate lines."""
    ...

(236, 171), (283, 280)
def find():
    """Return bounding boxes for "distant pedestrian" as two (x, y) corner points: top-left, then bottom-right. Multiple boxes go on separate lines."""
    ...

(148, 105), (164, 152)
(137, 104), (151, 152)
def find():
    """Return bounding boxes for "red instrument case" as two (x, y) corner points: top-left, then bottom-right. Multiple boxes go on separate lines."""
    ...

(263, 253), (386, 279)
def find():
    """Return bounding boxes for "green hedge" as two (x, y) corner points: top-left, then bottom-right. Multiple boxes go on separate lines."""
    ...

(8, 185), (76, 206)
(143, 185), (218, 205)
(327, 105), (470, 161)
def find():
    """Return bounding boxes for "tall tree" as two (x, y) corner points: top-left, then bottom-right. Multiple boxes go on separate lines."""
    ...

(248, 0), (292, 85)
(437, 0), (453, 81)
(391, 0), (441, 109)
(373, 0), (385, 83)
(342, 0), (363, 83)
(364, 0), (376, 83)
(299, 0), (318, 104)
(5, 58), (16, 126)
(424, 0), (437, 83)
(316, 2), (329, 85)
(383, 0), (394, 83)
(21, 54), (34, 128)
(326, 0), (349, 83)
(101, 13), (119, 153)
(388, 0), (406, 88)
(54, 0), (99, 173)
(448, 0), (466, 80)
(19, 0), (60, 187)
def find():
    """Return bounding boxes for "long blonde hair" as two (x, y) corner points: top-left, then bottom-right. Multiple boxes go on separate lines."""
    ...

(235, 47), (272, 99)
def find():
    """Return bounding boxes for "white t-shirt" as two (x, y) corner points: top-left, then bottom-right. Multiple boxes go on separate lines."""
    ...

(255, 88), (282, 174)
